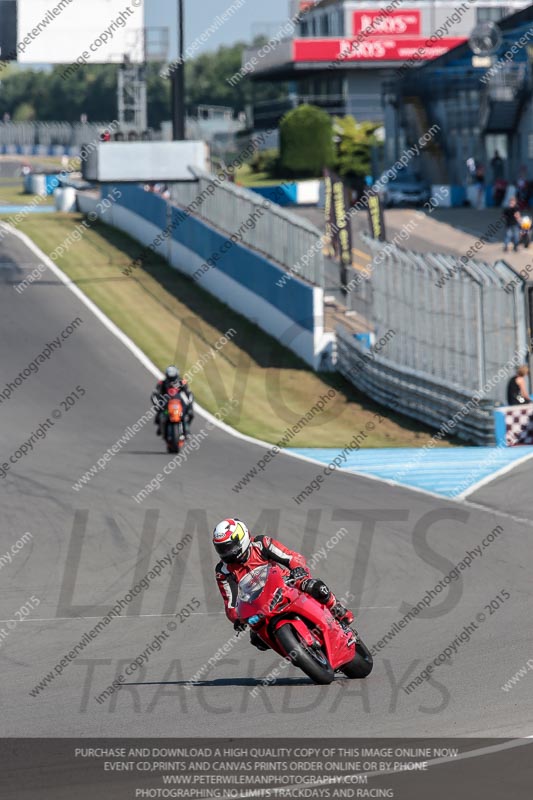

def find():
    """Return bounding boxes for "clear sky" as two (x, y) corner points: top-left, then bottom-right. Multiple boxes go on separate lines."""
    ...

(147, 0), (292, 61)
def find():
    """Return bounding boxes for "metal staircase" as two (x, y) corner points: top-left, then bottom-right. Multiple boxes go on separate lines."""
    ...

(480, 64), (529, 133)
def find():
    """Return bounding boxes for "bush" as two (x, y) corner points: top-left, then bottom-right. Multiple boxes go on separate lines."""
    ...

(279, 104), (335, 178)
(333, 115), (380, 180)
(249, 148), (280, 176)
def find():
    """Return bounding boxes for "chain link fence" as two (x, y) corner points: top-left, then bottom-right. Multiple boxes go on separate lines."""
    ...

(337, 238), (529, 443)
(170, 168), (324, 287)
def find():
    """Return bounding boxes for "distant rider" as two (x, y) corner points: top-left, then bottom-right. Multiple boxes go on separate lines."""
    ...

(153, 365), (194, 437)
(213, 518), (354, 651)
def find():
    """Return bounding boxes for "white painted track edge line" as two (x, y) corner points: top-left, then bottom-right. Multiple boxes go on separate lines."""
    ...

(3, 222), (437, 501)
(5, 222), (531, 512)
(458, 448), (533, 499)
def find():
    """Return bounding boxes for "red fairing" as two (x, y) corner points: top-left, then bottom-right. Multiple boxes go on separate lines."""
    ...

(215, 535), (309, 622)
(237, 564), (356, 670)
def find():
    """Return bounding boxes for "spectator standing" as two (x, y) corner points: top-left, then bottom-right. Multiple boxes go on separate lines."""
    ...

(503, 196), (521, 252)
(507, 365), (531, 405)
(491, 150), (504, 181)
(474, 162), (485, 209)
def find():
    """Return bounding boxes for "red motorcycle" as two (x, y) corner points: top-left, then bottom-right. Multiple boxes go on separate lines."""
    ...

(236, 564), (373, 685)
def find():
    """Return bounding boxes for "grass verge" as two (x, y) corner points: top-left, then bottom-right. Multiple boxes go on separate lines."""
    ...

(12, 211), (450, 448)
(0, 184), (54, 208)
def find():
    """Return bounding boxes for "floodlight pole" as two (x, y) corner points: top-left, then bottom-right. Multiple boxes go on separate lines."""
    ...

(171, 0), (186, 140)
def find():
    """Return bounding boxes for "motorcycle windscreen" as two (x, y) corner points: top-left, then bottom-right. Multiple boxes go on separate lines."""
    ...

(237, 565), (270, 603)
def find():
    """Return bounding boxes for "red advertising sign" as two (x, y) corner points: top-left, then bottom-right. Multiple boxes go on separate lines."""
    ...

(353, 9), (421, 36)
(293, 37), (466, 63)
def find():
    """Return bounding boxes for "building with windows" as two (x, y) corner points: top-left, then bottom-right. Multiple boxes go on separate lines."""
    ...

(384, 3), (533, 191)
(246, 0), (529, 130)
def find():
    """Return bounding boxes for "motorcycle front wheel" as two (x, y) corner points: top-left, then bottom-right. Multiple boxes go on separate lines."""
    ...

(341, 637), (373, 679)
(275, 624), (334, 685)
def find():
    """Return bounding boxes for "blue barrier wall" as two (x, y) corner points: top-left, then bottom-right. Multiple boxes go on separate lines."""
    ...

(110, 184), (315, 333)
(0, 144), (80, 156)
(450, 186), (466, 206)
(114, 184), (168, 229)
(249, 184), (297, 206)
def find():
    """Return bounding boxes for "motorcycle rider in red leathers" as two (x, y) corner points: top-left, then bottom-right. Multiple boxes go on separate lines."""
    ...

(214, 518), (354, 650)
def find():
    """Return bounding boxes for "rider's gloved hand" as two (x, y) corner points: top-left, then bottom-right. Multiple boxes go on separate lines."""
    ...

(289, 567), (308, 582)
(233, 620), (247, 634)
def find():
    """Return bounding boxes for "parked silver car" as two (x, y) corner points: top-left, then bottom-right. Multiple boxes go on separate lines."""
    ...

(380, 168), (431, 207)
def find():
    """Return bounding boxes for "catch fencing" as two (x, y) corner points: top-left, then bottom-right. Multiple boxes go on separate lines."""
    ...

(337, 237), (528, 444)
(0, 121), (113, 149)
(170, 168), (325, 287)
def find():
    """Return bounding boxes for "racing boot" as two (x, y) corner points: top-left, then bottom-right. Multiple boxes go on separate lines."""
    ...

(328, 597), (354, 627)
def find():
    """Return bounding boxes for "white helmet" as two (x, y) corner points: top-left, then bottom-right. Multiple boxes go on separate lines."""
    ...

(213, 518), (251, 564)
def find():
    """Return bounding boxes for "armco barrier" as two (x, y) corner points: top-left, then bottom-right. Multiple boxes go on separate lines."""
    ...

(337, 325), (497, 445)
(79, 185), (331, 369)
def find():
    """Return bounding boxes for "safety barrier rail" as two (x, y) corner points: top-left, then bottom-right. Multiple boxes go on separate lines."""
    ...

(337, 327), (497, 444)
(337, 238), (529, 444)
(170, 168), (325, 287)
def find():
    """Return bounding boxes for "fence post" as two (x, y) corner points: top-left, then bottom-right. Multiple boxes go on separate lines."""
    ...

(477, 282), (487, 390)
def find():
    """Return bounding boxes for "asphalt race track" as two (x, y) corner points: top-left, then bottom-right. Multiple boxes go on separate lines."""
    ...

(1, 225), (533, 746)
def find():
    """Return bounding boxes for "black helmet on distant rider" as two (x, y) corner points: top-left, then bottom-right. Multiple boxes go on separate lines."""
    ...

(165, 365), (180, 387)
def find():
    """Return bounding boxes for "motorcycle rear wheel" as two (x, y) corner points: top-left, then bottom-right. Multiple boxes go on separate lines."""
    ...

(341, 637), (373, 679)
(275, 624), (334, 685)
(167, 423), (179, 453)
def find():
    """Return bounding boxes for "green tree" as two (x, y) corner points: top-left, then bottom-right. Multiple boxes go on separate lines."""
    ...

(0, 40), (288, 126)
(333, 115), (380, 180)
(279, 104), (335, 178)
(184, 39), (287, 115)
(12, 101), (36, 121)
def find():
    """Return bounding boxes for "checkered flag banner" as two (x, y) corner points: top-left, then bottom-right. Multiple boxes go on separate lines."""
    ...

(494, 403), (533, 446)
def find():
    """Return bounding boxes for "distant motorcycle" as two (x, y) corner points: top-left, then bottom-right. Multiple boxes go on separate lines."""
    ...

(236, 564), (373, 685)
(520, 215), (531, 248)
(151, 388), (186, 453)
